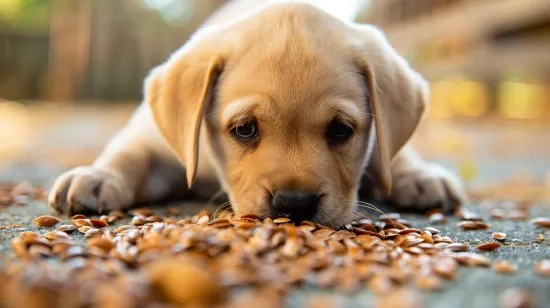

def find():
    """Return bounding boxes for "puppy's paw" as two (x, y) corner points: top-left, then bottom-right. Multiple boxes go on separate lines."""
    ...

(389, 163), (467, 213)
(48, 167), (133, 215)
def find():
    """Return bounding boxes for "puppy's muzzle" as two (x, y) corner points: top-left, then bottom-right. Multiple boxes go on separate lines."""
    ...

(269, 190), (320, 222)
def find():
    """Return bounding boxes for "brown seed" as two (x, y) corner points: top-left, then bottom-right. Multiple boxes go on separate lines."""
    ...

(77, 226), (93, 234)
(85, 228), (104, 239)
(11, 223), (21, 228)
(367, 274), (393, 294)
(71, 214), (88, 220)
(44, 231), (70, 241)
(508, 210), (529, 221)
(129, 207), (155, 217)
(398, 229), (421, 235)
(454, 253), (490, 267)
(32, 215), (60, 227)
(19, 231), (40, 242)
(90, 219), (108, 228)
(88, 238), (114, 252)
(51, 243), (71, 255)
(489, 208), (506, 220)
(457, 220), (489, 230)
(28, 245), (52, 258)
(537, 234), (544, 241)
(145, 215), (164, 223)
(72, 219), (93, 227)
(55, 224), (77, 233)
(429, 213), (447, 224)
(375, 288), (421, 308)
(492, 232), (507, 241)
(11, 238), (28, 258)
(432, 257), (458, 280)
(499, 288), (533, 308)
(457, 207), (483, 221)
(476, 242), (502, 251)
(125, 229), (140, 243)
(99, 215), (109, 222)
(425, 227), (441, 235)
(273, 217), (291, 224)
(415, 274), (443, 291)
(62, 246), (87, 259)
(530, 217), (550, 228)
(436, 236), (453, 243)
(421, 233), (434, 244)
(144, 259), (224, 305)
(492, 260), (517, 274)
(534, 259), (550, 277)
(132, 216), (145, 226)
(108, 209), (125, 218)
(197, 215), (210, 225)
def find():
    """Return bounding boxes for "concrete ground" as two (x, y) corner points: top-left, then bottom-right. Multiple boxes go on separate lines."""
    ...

(0, 103), (549, 307)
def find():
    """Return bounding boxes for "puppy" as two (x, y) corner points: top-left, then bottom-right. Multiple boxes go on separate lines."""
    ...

(48, 0), (466, 227)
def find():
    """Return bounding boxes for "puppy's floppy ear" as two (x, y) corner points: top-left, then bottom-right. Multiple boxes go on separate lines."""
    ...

(145, 46), (224, 189)
(353, 25), (429, 194)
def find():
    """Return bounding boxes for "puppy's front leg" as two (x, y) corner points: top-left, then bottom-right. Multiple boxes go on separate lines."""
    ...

(48, 106), (153, 214)
(388, 145), (467, 212)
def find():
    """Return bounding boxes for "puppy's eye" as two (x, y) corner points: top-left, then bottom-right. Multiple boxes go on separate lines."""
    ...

(326, 119), (353, 145)
(232, 119), (258, 141)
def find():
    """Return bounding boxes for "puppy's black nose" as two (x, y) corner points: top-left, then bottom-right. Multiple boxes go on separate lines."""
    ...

(270, 190), (320, 222)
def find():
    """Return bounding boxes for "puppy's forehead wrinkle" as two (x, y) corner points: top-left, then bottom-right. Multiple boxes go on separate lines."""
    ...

(222, 98), (258, 124)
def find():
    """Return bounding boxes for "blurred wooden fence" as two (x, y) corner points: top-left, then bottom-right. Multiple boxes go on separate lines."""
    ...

(0, 0), (226, 102)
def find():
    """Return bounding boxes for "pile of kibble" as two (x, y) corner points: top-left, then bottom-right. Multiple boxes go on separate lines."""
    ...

(0, 182), (549, 308)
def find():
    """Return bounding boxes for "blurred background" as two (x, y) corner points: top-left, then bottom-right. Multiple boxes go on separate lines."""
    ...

(1, 0), (549, 202)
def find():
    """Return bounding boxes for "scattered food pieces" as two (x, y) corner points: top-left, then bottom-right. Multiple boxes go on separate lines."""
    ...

(476, 242), (502, 251)
(530, 217), (550, 228)
(499, 288), (534, 308)
(0, 207), (523, 306)
(534, 260), (550, 277)
(492, 260), (517, 275)
(457, 220), (489, 230)
(32, 215), (60, 227)
(429, 213), (447, 224)
(537, 234), (544, 241)
(492, 232), (507, 241)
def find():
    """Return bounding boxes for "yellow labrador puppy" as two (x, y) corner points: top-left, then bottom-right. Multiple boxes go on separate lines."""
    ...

(48, 0), (466, 226)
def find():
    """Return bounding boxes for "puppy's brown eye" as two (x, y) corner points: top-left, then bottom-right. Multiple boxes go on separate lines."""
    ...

(232, 119), (258, 141)
(326, 119), (353, 145)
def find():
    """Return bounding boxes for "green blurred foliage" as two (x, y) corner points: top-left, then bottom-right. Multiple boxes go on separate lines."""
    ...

(1, 0), (51, 32)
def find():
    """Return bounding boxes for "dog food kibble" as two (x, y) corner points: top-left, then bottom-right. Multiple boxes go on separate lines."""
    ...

(530, 217), (550, 228)
(32, 215), (60, 227)
(537, 234), (544, 241)
(534, 260), (550, 277)
(492, 232), (507, 241)
(457, 221), (489, 230)
(499, 288), (534, 308)
(1, 199), (547, 306)
(90, 218), (109, 228)
(476, 242), (502, 251)
(429, 213), (447, 224)
(492, 261), (517, 275)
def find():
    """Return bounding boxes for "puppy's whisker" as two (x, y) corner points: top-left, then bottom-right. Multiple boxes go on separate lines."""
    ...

(212, 201), (231, 219)
(351, 209), (374, 222)
(356, 201), (397, 228)
(218, 205), (234, 219)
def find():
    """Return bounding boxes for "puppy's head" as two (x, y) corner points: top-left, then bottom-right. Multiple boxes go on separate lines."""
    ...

(146, 3), (428, 226)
